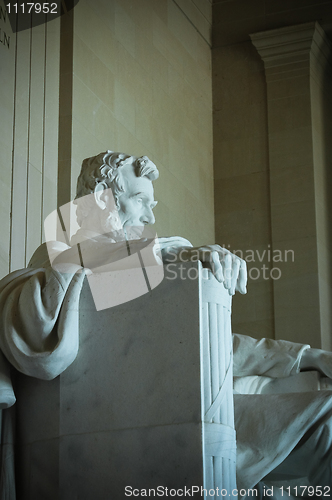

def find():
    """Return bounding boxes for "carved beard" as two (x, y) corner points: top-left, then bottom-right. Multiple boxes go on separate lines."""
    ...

(123, 226), (145, 240)
(100, 208), (123, 235)
(100, 201), (145, 241)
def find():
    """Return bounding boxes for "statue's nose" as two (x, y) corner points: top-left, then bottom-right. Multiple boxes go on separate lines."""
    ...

(141, 207), (155, 225)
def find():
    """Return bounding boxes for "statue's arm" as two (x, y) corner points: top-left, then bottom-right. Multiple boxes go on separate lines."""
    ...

(0, 244), (84, 380)
(233, 333), (310, 378)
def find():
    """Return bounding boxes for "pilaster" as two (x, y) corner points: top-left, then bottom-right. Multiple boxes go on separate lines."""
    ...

(251, 23), (332, 349)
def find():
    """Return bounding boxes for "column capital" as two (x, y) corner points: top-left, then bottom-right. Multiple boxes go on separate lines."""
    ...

(250, 22), (332, 78)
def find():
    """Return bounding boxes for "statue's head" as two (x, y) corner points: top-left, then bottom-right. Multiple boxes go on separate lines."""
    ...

(74, 150), (159, 237)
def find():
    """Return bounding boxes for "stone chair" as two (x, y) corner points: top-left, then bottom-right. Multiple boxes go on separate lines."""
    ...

(14, 262), (237, 500)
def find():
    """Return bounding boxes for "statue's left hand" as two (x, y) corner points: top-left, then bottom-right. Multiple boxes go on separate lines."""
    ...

(158, 237), (247, 295)
(300, 348), (332, 379)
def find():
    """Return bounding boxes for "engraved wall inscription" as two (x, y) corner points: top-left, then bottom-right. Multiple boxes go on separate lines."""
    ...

(0, 3), (10, 49)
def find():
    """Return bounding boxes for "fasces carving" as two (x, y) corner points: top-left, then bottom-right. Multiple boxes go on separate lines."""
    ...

(200, 269), (236, 495)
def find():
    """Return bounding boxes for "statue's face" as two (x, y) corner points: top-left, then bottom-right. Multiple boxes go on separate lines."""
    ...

(116, 163), (157, 237)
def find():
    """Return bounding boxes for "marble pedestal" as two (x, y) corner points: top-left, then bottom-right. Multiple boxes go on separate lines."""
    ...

(14, 262), (236, 499)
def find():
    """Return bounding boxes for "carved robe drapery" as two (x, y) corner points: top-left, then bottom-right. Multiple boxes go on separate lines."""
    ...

(0, 242), (332, 492)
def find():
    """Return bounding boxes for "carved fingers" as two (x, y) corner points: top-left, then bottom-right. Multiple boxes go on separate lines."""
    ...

(210, 250), (224, 283)
(300, 348), (332, 379)
(189, 245), (247, 295)
(213, 246), (247, 295)
(158, 239), (248, 295)
(235, 259), (247, 295)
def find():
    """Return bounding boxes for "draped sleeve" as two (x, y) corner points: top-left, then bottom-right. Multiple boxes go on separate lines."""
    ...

(0, 243), (85, 383)
(233, 333), (310, 378)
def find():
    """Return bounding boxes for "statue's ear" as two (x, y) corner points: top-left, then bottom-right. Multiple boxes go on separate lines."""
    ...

(94, 182), (109, 210)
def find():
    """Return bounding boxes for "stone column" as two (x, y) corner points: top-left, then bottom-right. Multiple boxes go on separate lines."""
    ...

(251, 23), (332, 349)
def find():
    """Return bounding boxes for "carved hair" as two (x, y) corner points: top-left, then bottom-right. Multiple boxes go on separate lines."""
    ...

(74, 150), (159, 226)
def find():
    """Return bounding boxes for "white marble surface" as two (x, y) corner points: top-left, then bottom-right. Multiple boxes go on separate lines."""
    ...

(58, 423), (203, 499)
(62, 263), (202, 434)
(15, 263), (226, 498)
(234, 370), (323, 395)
